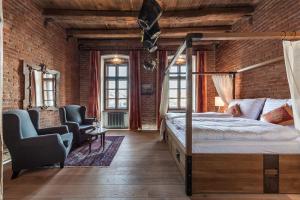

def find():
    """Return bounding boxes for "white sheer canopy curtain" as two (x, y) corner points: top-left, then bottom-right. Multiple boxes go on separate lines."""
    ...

(212, 74), (233, 105)
(159, 74), (169, 118)
(283, 40), (300, 130)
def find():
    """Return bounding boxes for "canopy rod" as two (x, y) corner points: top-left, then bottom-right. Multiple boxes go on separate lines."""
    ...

(164, 32), (299, 77)
(192, 71), (236, 75)
(236, 56), (284, 73)
(165, 40), (186, 74)
(192, 31), (300, 41)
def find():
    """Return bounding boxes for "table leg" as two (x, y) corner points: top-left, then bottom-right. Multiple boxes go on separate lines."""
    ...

(88, 137), (92, 154)
(102, 133), (106, 151)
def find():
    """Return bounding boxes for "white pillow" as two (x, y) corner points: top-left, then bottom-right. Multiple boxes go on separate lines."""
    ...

(261, 98), (292, 115)
(228, 98), (266, 120)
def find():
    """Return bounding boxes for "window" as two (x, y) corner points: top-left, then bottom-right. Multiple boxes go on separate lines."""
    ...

(169, 64), (187, 110)
(168, 55), (196, 111)
(42, 73), (57, 107)
(104, 59), (129, 110)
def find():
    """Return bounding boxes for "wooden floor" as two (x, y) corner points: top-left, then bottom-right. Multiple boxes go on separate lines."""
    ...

(3, 131), (300, 200)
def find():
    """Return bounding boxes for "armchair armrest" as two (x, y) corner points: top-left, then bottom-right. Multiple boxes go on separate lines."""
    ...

(20, 134), (65, 149)
(38, 125), (69, 135)
(83, 118), (96, 125)
(20, 134), (67, 159)
(65, 121), (80, 130)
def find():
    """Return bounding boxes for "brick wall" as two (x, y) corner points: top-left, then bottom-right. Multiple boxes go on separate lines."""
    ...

(3, 0), (80, 128)
(216, 0), (300, 99)
(79, 50), (216, 129)
(205, 50), (217, 112)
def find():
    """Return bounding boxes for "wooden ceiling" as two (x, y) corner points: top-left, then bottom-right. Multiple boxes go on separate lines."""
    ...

(33, 0), (261, 49)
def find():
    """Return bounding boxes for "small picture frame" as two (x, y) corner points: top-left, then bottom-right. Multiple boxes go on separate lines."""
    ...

(141, 84), (154, 95)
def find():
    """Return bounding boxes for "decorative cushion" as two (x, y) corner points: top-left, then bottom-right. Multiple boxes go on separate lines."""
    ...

(261, 98), (292, 116)
(261, 104), (294, 125)
(227, 104), (242, 117)
(228, 98), (266, 120)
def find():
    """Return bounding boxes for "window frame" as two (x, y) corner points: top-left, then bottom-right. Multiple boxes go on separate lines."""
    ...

(168, 64), (186, 111)
(41, 73), (57, 107)
(103, 60), (129, 111)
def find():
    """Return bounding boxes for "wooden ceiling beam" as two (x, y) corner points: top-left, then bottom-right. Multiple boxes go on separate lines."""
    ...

(43, 6), (255, 19)
(78, 38), (217, 47)
(78, 38), (217, 51)
(67, 25), (232, 39)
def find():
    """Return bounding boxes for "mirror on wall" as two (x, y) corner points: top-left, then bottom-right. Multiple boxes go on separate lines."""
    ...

(23, 61), (60, 110)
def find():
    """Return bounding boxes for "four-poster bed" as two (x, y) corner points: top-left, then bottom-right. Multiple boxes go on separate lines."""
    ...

(162, 32), (300, 196)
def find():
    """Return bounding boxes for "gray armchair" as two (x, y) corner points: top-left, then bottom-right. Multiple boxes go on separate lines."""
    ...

(3, 109), (73, 179)
(59, 105), (95, 146)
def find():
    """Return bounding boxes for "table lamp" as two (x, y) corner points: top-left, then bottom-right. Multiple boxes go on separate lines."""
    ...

(215, 96), (225, 112)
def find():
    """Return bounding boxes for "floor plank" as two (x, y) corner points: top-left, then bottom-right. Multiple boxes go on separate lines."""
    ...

(3, 131), (300, 200)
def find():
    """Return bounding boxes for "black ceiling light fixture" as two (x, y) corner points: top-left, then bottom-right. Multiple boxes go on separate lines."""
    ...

(143, 32), (158, 53)
(143, 52), (157, 71)
(145, 22), (161, 40)
(137, 0), (162, 31)
(137, 0), (162, 70)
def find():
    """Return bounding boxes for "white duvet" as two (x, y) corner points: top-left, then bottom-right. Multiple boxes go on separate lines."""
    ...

(166, 113), (300, 142)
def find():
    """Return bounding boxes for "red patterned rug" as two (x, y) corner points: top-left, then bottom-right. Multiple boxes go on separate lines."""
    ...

(65, 136), (124, 167)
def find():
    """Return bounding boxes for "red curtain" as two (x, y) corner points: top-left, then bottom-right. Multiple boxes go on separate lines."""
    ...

(129, 51), (142, 131)
(196, 51), (206, 112)
(156, 50), (168, 129)
(88, 51), (101, 119)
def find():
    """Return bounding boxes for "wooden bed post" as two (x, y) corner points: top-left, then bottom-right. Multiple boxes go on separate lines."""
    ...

(0, 0), (3, 198)
(232, 72), (236, 99)
(185, 34), (194, 196)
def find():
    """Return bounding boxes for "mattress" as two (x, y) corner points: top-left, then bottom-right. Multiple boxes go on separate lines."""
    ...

(166, 120), (300, 154)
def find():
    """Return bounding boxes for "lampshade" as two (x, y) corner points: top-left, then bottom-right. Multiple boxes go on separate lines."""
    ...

(137, 0), (162, 31)
(215, 96), (225, 107)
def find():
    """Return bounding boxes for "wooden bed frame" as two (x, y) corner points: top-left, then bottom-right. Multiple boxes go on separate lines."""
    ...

(164, 32), (300, 196)
(166, 126), (300, 195)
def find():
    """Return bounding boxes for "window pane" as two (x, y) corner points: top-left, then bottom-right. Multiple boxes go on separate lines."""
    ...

(180, 65), (186, 73)
(170, 66), (178, 73)
(118, 99), (127, 109)
(119, 90), (127, 98)
(107, 99), (115, 109)
(169, 80), (178, 89)
(107, 90), (115, 98)
(44, 91), (54, 101)
(44, 80), (54, 91)
(45, 101), (54, 107)
(169, 66), (178, 77)
(44, 73), (54, 78)
(118, 80), (127, 89)
(180, 99), (186, 108)
(108, 65), (116, 77)
(119, 66), (127, 77)
(108, 80), (116, 89)
(180, 80), (186, 89)
(169, 89), (178, 98)
(181, 89), (186, 98)
(169, 99), (178, 108)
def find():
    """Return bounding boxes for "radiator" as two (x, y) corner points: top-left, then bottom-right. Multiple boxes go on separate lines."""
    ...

(102, 111), (128, 129)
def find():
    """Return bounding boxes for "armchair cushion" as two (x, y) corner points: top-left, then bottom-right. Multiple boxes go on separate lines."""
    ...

(83, 117), (96, 125)
(79, 125), (95, 132)
(65, 105), (83, 124)
(38, 125), (69, 135)
(60, 132), (73, 149)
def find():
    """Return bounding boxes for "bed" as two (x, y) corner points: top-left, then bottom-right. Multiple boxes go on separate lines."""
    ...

(163, 99), (300, 194)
